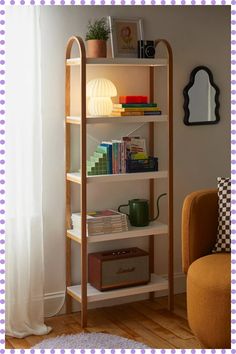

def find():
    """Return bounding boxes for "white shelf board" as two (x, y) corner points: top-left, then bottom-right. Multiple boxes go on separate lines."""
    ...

(67, 221), (168, 244)
(67, 171), (168, 184)
(66, 57), (168, 67)
(66, 115), (168, 125)
(67, 273), (168, 303)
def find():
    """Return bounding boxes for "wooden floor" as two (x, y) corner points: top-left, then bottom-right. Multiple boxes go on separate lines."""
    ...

(6, 293), (202, 349)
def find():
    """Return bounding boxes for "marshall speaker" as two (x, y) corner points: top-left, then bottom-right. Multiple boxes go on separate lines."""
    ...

(88, 247), (150, 291)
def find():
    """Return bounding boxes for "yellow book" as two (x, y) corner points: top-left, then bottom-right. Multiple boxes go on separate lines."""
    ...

(111, 111), (144, 116)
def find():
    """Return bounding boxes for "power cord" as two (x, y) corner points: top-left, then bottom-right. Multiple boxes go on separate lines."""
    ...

(45, 291), (66, 318)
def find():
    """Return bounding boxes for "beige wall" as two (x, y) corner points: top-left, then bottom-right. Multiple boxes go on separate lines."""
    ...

(40, 5), (230, 313)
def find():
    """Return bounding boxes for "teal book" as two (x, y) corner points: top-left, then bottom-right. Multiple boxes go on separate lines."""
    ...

(112, 141), (117, 174)
(100, 142), (113, 174)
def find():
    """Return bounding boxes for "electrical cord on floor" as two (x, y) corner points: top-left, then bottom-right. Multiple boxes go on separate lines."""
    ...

(45, 291), (66, 318)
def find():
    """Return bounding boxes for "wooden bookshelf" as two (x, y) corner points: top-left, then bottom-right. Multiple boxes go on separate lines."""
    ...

(65, 35), (173, 328)
(66, 115), (168, 125)
(67, 274), (168, 303)
(66, 220), (168, 244)
(66, 171), (168, 184)
(66, 57), (168, 67)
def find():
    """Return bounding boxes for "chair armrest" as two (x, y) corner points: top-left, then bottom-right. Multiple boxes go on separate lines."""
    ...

(182, 189), (218, 273)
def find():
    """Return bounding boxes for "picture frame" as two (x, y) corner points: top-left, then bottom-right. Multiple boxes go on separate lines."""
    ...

(108, 17), (144, 58)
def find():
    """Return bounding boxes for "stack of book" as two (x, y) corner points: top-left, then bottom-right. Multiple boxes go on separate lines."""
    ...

(111, 96), (162, 116)
(71, 209), (128, 236)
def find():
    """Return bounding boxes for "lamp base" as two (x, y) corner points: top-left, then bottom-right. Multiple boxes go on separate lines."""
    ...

(88, 97), (113, 116)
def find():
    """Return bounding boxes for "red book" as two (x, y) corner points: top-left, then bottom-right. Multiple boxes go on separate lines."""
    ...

(119, 96), (148, 104)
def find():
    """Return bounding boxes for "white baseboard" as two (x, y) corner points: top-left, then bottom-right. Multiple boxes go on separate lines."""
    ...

(44, 272), (186, 317)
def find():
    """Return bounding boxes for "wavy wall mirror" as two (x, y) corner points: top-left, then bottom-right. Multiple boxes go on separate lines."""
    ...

(183, 66), (220, 126)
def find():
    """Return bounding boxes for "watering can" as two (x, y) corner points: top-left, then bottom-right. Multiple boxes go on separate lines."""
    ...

(118, 193), (166, 227)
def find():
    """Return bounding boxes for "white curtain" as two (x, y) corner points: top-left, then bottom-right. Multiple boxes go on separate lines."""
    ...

(5, 7), (51, 338)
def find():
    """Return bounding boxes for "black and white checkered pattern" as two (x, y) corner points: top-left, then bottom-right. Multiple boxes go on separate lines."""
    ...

(213, 177), (231, 253)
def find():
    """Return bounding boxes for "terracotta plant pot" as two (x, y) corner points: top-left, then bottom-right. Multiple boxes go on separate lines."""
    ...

(87, 39), (107, 58)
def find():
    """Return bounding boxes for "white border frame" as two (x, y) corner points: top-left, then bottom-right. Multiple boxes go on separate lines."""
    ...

(108, 16), (144, 58)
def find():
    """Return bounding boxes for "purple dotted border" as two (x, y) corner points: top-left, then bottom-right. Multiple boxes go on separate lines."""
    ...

(0, 0), (4, 351)
(2, 0), (235, 353)
(1, 0), (235, 6)
(232, 0), (236, 349)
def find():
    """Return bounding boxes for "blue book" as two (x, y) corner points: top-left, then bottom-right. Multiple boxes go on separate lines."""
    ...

(144, 110), (162, 115)
(100, 142), (112, 174)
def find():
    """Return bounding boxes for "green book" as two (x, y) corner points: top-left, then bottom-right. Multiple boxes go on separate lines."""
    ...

(87, 160), (96, 166)
(94, 151), (107, 160)
(96, 147), (109, 155)
(113, 103), (157, 108)
(90, 156), (101, 164)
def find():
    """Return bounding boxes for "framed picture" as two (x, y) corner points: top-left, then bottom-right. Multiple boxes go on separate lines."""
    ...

(108, 17), (144, 58)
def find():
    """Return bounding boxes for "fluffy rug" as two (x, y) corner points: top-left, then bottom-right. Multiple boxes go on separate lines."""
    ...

(32, 332), (150, 349)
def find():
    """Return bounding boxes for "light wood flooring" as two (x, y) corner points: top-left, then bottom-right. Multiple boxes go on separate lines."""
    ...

(6, 293), (202, 349)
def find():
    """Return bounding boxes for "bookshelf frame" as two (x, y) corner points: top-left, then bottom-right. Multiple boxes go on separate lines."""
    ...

(65, 36), (173, 328)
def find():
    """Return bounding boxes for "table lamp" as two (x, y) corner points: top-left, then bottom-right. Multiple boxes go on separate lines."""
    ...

(87, 78), (117, 116)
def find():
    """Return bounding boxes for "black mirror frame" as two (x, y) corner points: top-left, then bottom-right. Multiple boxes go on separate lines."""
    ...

(183, 65), (220, 126)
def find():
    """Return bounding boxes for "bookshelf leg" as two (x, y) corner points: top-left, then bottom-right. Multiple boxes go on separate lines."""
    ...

(66, 294), (72, 314)
(168, 277), (174, 311)
(66, 237), (72, 313)
(81, 303), (87, 328)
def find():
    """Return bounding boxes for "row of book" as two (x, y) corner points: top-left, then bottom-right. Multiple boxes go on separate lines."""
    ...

(87, 136), (147, 175)
(71, 209), (128, 236)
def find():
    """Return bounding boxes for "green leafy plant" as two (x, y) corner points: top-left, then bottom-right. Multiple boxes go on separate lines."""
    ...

(85, 18), (110, 41)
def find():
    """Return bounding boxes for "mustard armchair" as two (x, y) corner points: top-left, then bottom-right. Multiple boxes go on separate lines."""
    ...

(182, 189), (231, 348)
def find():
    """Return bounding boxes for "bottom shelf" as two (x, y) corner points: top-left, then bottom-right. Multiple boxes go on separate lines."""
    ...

(67, 273), (168, 303)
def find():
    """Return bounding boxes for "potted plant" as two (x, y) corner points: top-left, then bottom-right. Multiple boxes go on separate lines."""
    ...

(85, 18), (110, 58)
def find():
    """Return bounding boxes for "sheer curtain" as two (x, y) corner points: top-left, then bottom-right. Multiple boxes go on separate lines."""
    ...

(6, 7), (51, 338)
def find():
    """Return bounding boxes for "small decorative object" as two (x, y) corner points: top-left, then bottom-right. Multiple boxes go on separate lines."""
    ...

(118, 193), (166, 227)
(126, 157), (158, 173)
(88, 247), (150, 291)
(119, 95), (148, 104)
(85, 18), (110, 58)
(108, 17), (143, 58)
(87, 78), (117, 116)
(137, 40), (155, 58)
(183, 65), (220, 125)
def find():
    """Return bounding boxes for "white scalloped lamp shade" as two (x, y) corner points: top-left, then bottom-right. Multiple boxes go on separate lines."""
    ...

(87, 78), (117, 116)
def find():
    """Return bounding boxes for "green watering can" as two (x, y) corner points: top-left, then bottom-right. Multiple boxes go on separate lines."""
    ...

(118, 193), (166, 227)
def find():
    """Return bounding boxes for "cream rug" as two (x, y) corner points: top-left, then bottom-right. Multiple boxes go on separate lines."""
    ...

(32, 332), (150, 349)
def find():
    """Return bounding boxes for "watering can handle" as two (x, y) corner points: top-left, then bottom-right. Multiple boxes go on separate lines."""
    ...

(150, 193), (167, 222)
(118, 204), (129, 218)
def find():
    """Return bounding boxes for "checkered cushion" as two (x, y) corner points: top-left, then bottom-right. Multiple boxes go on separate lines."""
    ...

(212, 177), (231, 253)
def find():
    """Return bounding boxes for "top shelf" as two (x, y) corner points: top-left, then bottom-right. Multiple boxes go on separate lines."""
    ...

(66, 57), (168, 67)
